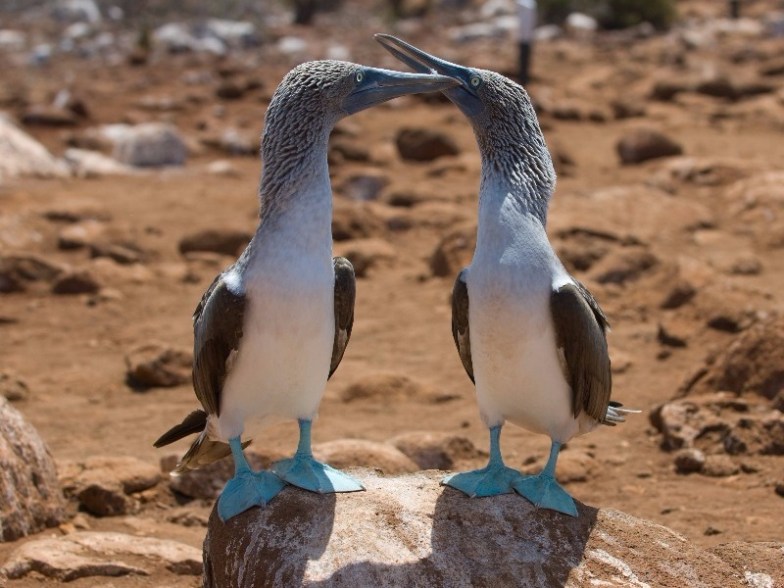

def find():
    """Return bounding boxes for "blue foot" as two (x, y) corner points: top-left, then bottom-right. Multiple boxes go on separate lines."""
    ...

(442, 424), (521, 497)
(442, 463), (520, 497)
(273, 454), (364, 493)
(512, 440), (578, 516)
(272, 419), (364, 493)
(217, 469), (286, 521)
(512, 473), (578, 516)
(217, 436), (286, 522)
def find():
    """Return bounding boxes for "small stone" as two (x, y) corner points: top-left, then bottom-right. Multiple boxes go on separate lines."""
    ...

(77, 483), (134, 517)
(167, 508), (209, 527)
(0, 371), (29, 401)
(57, 220), (106, 250)
(329, 138), (370, 163)
(702, 454), (739, 477)
(339, 171), (389, 202)
(21, 105), (78, 127)
(728, 257), (762, 276)
(775, 482), (784, 498)
(429, 223), (476, 278)
(617, 128), (683, 165)
(660, 280), (696, 309)
(333, 238), (396, 278)
(113, 122), (187, 167)
(704, 526), (723, 536)
(390, 432), (483, 470)
(589, 248), (657, 285)
(206, 159), (240, 177)
(657, 321), (689, 348)
(332, 201), (385, 241)
(674, 448), (705, 474)
(178, 228), (251, 256)
(215, 80), (245, 100)
(313, 439), (419, 475)
(125, 344), (192, 389)
(51, 270), (101, 295)
(341, 373), (428, 404)
(0, 254), (65, 293)
(395, 127), (460, 162)
(200, 127), (258, 156)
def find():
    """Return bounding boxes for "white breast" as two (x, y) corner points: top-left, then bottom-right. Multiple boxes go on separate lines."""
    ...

(215, 194), (336, 440)
(468, 210), (580, 442)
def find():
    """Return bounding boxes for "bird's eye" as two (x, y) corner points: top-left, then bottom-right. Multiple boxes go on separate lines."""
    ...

(470, 76), (481, 88)
(355, 71), (364, 83)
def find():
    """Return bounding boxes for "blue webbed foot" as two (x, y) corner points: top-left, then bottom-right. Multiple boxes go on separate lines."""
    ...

(442, 463), (521, 497)
(273, 454), (364, 493)
(512, 441), (577, 516)
(217, 469), (286, 521)
(442, 424), (522, 497)
(512, 473), (578, 517)
(272, 419), (364, 493)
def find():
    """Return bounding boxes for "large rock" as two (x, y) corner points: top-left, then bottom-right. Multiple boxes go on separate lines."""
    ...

(0, 115), (69, 182)
(0, 397), (66, 541)
(202, 470), (765, 587)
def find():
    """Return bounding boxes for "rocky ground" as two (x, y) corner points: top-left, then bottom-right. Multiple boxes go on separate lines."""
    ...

(1, 0), (783, 586)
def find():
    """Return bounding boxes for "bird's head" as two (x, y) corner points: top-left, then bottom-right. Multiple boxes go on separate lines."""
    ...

(267, 59), (459, 129)
(375, 34), (541, 144)
(375, 34), (555, 199)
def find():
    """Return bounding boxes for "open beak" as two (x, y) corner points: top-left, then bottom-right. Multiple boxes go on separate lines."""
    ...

(375, 34), (482, 117)
(342, 67), (459, 114)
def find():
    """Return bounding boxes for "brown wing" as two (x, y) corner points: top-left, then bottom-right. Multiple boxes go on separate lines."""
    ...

(329, 257), (356, 379)
(191, 275), (246, 416)
(451, 269), (474, 383)
(550, 281), (611, 422)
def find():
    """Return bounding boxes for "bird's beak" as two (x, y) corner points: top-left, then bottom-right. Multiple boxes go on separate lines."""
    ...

(375, 34), (482, 117)
(342, 67), (459, 115)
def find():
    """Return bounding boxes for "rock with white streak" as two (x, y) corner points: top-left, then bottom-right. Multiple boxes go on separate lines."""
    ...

(64, 148), (135, 177)
(0, 397), (66, 541)
(0, 115), (69, 182)
(2, 532), (202, 581)
(202, 470), (763, 587)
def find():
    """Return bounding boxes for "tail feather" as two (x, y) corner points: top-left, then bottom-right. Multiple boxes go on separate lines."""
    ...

(171, 430), (252, 474)
(602, 401), (641, 426)
(154, 410), (208, 448)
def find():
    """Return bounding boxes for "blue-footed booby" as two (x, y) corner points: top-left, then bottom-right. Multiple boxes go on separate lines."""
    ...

(154, 60), (458, 521)
(377, 34), (638, 516)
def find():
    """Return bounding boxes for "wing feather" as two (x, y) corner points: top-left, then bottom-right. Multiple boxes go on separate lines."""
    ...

(329, 257), (356, 379)
(191, 275), (246, 416)
(550, 281), (611, 422)
(451, 269), (474, 383)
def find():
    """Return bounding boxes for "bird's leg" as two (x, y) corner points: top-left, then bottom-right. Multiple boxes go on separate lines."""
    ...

(217, 436), (286, 521)
(441, 425), (521, 497)
(512, 440), (578, 517)
(272, 419), (364, 493)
